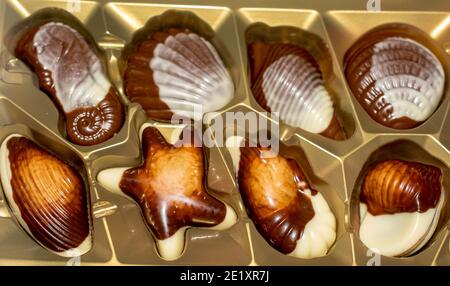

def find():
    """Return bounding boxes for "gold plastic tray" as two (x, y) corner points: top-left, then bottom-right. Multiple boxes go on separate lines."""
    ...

(0, 0), (448, 266)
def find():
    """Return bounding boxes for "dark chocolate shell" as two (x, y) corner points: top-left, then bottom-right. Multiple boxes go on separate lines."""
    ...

(0, 135), (92, 257)
(123, 28), (234, 121)
(248, 41), (346, 140)
(344, 23), (445, 129)
(15, 21), (124, 146)
(226, 136), (336, 258)
(360, 159), (443, 215)
(97, 125), (237, 260)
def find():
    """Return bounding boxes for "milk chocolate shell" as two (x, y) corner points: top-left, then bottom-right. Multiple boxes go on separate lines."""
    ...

(0, 135), (92, 257)
(359, 159), (445, 257)
(123, 28), (234, 121)
(248, 41), (346, 140)
(226, 136), (336, 258)
(15, 21), (124, 146)
(97, 124), (237, 260)
(344, 23), (445, 129)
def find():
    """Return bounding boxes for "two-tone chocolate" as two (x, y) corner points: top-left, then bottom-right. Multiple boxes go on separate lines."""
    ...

(248, 41), (346, 140)
(15, 21), (124, 146)
(97, 125), (237, 260)
(344, 23), (445, 129)
(0, 135), (92, 257)
(123, 28), (234, 121)
(359, 159), (445, 257)
(226, 136), (336, 258)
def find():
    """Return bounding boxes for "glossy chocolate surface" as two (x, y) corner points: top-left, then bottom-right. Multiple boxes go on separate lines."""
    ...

(360, 159), (442, 215)
(15, 21), (124, 146)
(237, 145), (317, 254)
(119, 126), (226, 240)
(6, 137), (90, 252)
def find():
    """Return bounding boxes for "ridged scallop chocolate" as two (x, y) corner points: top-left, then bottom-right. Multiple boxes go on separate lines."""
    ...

(124, 28), (234, 121)
(360, 159), (442, 216)
(248, 41), (346, 140)
(0, 135), (92, 257)
(15, 21), (124, 146)
(344, 23), (445, 129)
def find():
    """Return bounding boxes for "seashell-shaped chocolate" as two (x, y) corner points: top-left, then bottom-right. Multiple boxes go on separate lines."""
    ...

(124, 28), (234, 121)
(226, 136), (336, 258)
(248, 41), (346, 140)
(97, 124), (237, 260)
(0, 135), (92, 257)
(344, 23), (445, 129)
(15, 21), (124, 146)
(359, 159), (445, 257)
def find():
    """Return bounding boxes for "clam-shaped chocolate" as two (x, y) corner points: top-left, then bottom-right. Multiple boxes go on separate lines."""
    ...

(226, 136), (336, 258)
(0, 135), (92, 257)
(15, 21), (124, 146)
(124, 28), (234, 121)
(248, 41), (346, 140)
(359, 159), (445, 257)
(97, 124), (237, 260)
(344, 23), (445, 129)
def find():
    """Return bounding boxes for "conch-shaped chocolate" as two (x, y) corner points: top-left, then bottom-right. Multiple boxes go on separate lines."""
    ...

(15, 21), (124, 146)
(344, 23), (445, 129)
(248, 41), (346, 140)
(123, 28), (234, 121)
(226, 136), (336, 258)
(359, 159), (445, 257)
(97, 125), (237, 260)
(0, 135), (92, 257)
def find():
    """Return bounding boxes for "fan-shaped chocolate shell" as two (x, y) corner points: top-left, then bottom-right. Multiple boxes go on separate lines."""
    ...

(248, 41), (346, 140)
(0, 135), (92, 257)
(15, 21), (124, 146)
(124, 28), (234, 121)
(344, 23), (445, 129)
(360, 159), (442, 215)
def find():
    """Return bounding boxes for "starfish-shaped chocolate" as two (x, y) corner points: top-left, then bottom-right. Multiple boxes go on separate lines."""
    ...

(97, 124), (237, 260)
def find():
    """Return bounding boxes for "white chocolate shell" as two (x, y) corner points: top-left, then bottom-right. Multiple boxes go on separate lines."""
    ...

(151, 33), (234, 119)
(262, 54), (334, 134)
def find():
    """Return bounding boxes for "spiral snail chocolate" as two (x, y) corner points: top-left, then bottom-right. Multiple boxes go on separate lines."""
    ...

(248, 41), (346, 140)
(0, 135), (92, 257)
(344, 23), (445, 129)
(123, 28), (234, 121)
(226, 136), (336, 258)
(15, 21), (124, 146)
(359, 159), (445, 257)
(97, 124), (237, 260)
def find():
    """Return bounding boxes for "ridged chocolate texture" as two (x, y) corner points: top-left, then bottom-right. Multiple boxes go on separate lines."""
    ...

(248, 41), (346, 140)
(344, 23), (445, 129)
(119, 126), (226, 240)
(15, 22), (124, 146)
(6, 137), (90, 253)
(123, 28), (234, 121)
(360, 159), (442, 215)
(238, 146), (317, 254)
